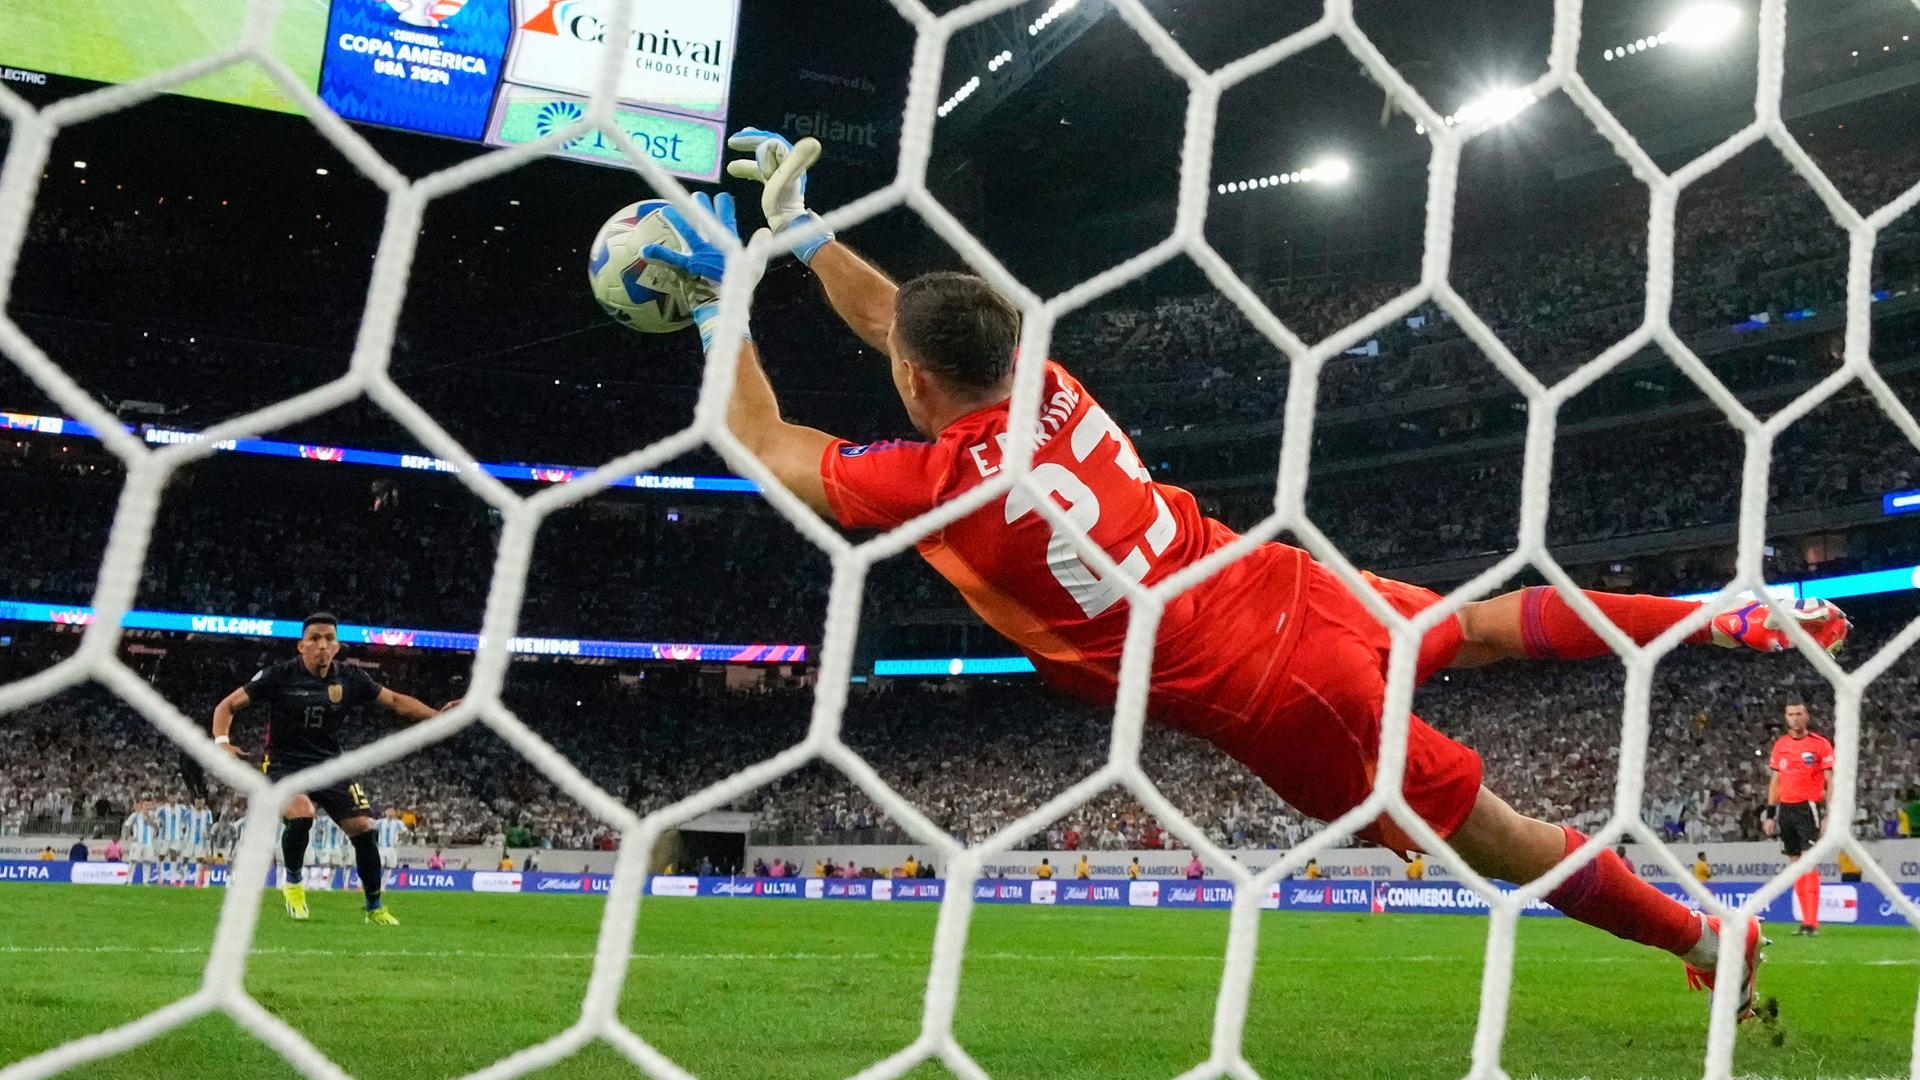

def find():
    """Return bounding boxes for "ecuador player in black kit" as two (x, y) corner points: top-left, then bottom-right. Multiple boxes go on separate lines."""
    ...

(210, 613), (448, 924)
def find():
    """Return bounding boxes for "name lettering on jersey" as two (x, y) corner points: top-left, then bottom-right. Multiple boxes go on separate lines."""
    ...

(968, 387), (1085, 479)
(1035, 385), (1081, 446)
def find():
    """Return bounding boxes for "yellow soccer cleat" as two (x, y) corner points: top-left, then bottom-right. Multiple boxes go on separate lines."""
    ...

(365, 905), (399, 926)
(281, 883), (309, 922)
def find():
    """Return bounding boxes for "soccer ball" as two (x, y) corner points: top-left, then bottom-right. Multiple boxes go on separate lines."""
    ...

(588, 200), (697, 334)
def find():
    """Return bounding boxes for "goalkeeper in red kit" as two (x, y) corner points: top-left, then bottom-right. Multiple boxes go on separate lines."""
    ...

(642, 130), (1854, 1020)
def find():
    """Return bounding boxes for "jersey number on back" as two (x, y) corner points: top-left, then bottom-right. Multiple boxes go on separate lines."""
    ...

(1004, 406), (1177, 618)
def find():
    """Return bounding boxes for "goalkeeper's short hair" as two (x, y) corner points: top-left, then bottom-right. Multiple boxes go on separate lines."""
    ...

(893, 271), (1019, 391)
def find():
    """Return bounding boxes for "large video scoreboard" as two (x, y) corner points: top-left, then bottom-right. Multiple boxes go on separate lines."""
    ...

(0, 0), (741, 181)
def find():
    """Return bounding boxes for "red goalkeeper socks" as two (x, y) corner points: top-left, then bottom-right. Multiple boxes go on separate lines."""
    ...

(1795, 871), (1822, 930)
(1543, 827), (1703, 956)
(1520, 587), (1711, 660)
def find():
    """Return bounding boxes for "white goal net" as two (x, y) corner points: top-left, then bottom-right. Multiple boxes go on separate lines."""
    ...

(2, 0), (1919, 1078)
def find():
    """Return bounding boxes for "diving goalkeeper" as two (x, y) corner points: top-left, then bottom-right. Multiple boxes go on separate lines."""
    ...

(638, 128), (1853, 1019)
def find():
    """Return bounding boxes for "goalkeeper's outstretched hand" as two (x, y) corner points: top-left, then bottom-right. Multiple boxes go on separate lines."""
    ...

(642, 190), (738, 288)
(726, 127), (833, 264)
(642, 191), (742, 350)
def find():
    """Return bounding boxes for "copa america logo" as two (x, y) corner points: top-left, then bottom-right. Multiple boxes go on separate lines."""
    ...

(385, 0), (466, 27)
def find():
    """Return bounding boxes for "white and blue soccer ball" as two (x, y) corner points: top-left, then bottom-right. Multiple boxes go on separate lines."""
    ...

(588, 199), (697, 334)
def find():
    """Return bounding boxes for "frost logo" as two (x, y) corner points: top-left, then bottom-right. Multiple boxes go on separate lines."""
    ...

(534, 99), (586, 139)
(385, 0), (466, 27)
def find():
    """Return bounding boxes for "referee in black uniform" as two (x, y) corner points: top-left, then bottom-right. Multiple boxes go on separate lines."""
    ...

(211, 613), (449, 924)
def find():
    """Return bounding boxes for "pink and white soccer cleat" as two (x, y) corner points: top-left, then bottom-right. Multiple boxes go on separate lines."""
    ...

(1710, 597), (1851, 655)
(1685, 914), (1767, 1021)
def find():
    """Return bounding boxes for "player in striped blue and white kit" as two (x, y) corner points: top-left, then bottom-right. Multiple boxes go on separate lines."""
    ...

(184, 799), (214, 886)
(312, 816), (344, 884)
(122, 800), (157, 884)
(157, 796), (189, 886)
(373, 809), (407, 877)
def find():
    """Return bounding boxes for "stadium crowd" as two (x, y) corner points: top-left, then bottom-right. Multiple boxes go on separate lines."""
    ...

(5, 599), (1918, 852)
(5, 360), (1919, 644)
(1064, 143), (1920, 429)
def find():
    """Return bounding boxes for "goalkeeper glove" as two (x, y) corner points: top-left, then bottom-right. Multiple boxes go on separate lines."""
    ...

(726, 127), (833, 265)
(641, 191), (744, 352)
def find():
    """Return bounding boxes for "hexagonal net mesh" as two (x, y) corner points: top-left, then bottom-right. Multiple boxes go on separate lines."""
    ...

(4, 0), (1920, 1077)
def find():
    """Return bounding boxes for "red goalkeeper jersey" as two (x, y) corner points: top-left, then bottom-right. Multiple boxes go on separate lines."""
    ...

(819, 361), (1309, 734)
(1769, 732), (1834, 804)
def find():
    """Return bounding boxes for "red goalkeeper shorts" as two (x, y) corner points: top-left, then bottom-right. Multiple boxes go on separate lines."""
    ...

(1208, 560), (1481, 854)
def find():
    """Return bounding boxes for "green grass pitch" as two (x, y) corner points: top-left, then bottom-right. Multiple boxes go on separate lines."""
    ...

(0, 0), (330, 114)
(1, 883), (1914, 1079)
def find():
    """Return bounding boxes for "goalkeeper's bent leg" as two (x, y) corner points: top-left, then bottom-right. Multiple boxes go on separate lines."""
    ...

(1449, 788), (1703, 957)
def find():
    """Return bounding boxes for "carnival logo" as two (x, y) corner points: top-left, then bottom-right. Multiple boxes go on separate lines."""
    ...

(518, 0), (573, 34)
(374, 629), (416, 647)
(386, 0), (467, 27)
(51, 609), (94, 626)
(517, 2), (726, 71)
(299, 446), (346, 463)
(532, 468), (575, 484)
